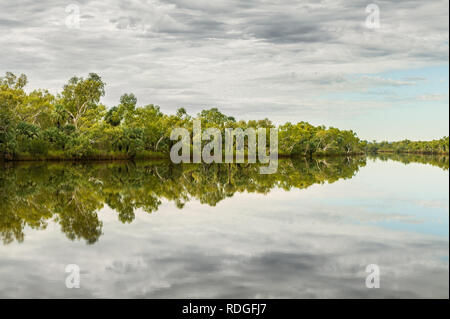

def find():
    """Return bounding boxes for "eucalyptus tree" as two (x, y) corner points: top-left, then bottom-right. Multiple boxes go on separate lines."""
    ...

(59, 73), (106, 131)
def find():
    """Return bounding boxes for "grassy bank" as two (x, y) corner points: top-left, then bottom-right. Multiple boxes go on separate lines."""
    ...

(3, 149), (447, 162)
(9, 150), (168, 162)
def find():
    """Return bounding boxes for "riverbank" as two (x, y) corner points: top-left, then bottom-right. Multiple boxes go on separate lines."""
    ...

(3, 151), (448, 162)
(3, 150), (167, 162)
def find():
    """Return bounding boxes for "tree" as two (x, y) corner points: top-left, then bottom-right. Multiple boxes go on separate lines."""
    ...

(2, 71), (448, 161)
(105, 93), (138, 127)
(59, 73), (105, 130)
(0, 72), (28, 159)
(105, 106), (122, 127)
(18, 90), (56, 129)
(198, 108), (235, 128)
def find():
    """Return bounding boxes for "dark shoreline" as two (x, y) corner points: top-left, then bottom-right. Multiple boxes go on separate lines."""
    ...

(1, 152), (448, 163)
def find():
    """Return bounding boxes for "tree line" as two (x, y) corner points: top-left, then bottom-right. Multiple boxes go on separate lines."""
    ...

(366, 138), (449, 155)
(1, 72), (448, 161)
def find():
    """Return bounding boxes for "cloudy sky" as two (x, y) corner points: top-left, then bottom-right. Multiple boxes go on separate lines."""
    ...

(0, 0), (448, 141)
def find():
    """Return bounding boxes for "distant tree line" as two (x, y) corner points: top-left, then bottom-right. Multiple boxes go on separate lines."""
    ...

(366, 138), (449, 155)
(1, 72), (448, 161)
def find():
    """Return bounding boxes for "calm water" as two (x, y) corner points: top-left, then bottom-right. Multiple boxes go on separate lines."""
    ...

(0, 155), (448, 298)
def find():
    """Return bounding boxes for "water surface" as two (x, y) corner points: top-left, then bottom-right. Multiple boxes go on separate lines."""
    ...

(0, 155), (448, 298)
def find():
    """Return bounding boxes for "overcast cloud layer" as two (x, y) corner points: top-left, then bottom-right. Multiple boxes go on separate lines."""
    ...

(0, 0), (448, 140)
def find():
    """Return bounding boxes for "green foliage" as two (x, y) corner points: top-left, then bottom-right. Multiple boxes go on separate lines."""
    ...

(0, 112), (16, 159)
(0, 72), (28, 159)
(1, 71), (448, 161)
(104, 106), (122, 127)
(367, 137), (449, 155)
(278, 122), (364, 157)
(59, 73), (106, 130)
(17, 122), (40, 139)
(42, 127), (69, 150)
(28, 139), (49, 156)
(199, 108), (236, 127)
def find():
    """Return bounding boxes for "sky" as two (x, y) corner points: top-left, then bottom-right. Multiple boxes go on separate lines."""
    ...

(0, 0), (448, 141)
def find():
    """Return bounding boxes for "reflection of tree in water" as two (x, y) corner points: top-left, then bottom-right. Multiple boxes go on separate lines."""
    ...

(0, 154), (445, 245)
(369, 154), (449, 170)
(0, 163), (104, 245)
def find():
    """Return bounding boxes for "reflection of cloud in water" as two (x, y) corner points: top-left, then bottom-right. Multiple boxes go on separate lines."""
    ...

(414, 200), (449, 210)
(0, 198), (448, 298)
